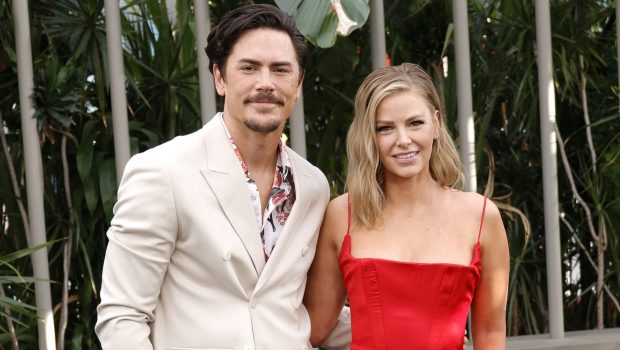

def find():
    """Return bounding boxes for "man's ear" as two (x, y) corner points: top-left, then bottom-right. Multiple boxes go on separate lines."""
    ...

(213, 64), (226, 96)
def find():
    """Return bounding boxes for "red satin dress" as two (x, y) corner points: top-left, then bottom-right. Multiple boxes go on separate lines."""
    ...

(339, 198), (487, 350)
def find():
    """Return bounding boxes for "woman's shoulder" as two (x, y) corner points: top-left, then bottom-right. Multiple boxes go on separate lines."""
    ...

(449, 191), (506, 247)
(447, 190), (500, 217)
(328, 193), (349, 208)
(444, 190), (503, 236)
(447, 189), (483, 202)
(321, 193), (350, 241)
(325, 193), (349, 223)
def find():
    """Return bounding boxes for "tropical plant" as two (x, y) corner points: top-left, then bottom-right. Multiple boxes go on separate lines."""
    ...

(275, 0), (369, 48)
(464, 0), (620, 332)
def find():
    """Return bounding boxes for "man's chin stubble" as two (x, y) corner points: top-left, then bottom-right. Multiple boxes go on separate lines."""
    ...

(244, 119), (281, 133)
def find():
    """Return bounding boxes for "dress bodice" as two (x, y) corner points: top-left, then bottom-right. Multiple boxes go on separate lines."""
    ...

(338, 197), (486, 350)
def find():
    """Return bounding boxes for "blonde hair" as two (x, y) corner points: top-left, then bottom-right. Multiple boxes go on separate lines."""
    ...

(346, 63), (463, 229)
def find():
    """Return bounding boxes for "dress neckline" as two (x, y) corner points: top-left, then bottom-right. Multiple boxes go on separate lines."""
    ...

(340, 233), (481, 268)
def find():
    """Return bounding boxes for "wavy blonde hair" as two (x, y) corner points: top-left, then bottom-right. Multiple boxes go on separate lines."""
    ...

(346, 63), (463, 229)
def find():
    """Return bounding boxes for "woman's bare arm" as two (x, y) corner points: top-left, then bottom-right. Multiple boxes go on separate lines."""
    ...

(304, 195), (349, 347)
(471, 199), (510, 350)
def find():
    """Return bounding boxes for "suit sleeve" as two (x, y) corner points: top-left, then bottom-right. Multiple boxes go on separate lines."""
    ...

(95, 152), (178, 350)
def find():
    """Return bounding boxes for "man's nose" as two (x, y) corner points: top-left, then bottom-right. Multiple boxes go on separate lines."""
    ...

(256, 68), (275, 91)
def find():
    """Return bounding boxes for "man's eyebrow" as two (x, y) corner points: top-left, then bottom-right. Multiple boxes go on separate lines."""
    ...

(236, 58), (293, 67)
(271, 61), (293, 67)
(237, 58), (261, 65)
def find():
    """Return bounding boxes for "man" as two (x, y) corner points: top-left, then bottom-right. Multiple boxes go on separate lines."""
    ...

(96, 4), (349, 350)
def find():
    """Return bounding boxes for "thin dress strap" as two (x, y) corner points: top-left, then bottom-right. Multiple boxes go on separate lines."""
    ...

(477, 196), (488, 243)
(347, 194), (352, 235)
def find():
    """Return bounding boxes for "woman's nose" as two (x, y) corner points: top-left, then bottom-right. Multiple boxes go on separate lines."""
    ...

(396, 129), (412, 147)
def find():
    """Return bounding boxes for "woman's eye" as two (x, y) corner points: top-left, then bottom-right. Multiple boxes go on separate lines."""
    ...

(410, 120), (424, 127)
(375, 126), (391, 133)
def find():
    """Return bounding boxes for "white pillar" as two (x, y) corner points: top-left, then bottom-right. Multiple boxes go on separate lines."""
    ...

(535, 0), (565, 338)
(104, 0), (131, 184)
(290, 90), (307, 158)
(12, 1), (56, 349)
(452, 0), (477, 193)
(195, 0), (217, 124)
(370, 0), (386, 69)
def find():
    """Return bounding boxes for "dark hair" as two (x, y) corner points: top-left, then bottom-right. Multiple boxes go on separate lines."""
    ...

(205, 4), (308, 79)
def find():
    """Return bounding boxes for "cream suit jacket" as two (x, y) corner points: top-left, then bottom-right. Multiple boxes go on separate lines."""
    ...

(96, 115), (348, 350)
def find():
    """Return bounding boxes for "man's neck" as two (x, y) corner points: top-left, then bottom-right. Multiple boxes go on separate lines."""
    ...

(223, 114), (282, 175)
(222, 113), (283, 215)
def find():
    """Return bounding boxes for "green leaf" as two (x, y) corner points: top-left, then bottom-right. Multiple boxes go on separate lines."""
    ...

(0, 309), (34, 327)
(78, 237), (98, 298)
(0, 276), (41, 284)
(99, 158), (118, 223)
(440, 23), (454, 58)
(0, 241), (57, 264)
(276, 0), (370, 48)
(315, 12), (339, 48)
(0, 296), (37, 314)
(291, 0), (331, 39)
(276, 0), (304, 14)
(84, 167), (100, 214)
(339, 0), (370, 35)
(130, 136), (140, 155)
(77, 120), (99, 186)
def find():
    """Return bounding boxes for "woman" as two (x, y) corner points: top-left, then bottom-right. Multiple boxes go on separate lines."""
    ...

(304, 63), (509, 349)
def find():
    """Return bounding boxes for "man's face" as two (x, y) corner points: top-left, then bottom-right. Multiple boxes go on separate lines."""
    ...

(214, 28), (302, 134)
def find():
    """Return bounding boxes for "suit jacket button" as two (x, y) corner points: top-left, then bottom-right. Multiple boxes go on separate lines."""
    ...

(301, 345), (308, 350)
(250, 296), (257, 308)
(222, 250), (232, 261)
(301, 246), (309, 257)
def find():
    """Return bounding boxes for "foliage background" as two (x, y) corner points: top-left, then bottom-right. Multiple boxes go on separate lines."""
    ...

(0, 0), (618, 348)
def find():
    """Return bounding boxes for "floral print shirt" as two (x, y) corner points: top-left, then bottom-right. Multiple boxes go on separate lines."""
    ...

(221, 115), (296, 261)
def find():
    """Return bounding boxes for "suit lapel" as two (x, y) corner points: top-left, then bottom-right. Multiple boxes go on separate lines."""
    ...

(254, 148), (314, 292)
(200, 117), (266, 276)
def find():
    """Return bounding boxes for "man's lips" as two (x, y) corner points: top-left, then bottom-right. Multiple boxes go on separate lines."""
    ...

(248, 100), (281, 104)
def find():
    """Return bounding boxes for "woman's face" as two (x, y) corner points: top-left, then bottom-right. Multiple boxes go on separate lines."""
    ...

(374, 90), (438, 183)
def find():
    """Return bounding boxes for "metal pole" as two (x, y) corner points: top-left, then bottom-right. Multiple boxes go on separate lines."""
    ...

(535, 0), (565, 339)
(104, 0), (131, 184)
(195, 0), (217, 124)
(290, 89), (307, 158)
(12, 1), (56, 348)
(452, 0), (477, 193)
(370, 0), (387, 69)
